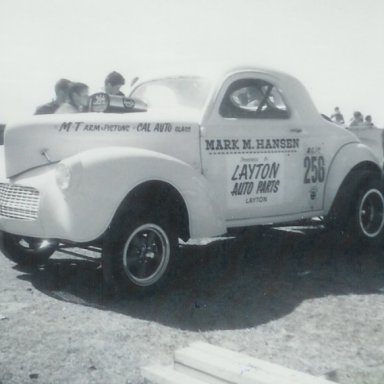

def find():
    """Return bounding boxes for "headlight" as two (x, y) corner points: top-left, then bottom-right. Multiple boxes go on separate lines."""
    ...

(55, 163), (72, 190)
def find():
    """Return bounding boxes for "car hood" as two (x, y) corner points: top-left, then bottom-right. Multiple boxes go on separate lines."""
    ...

(4, 109), (202, 177)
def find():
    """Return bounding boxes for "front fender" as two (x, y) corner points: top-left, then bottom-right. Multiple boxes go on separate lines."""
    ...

(58, 146), (226, 241)
(323, 142), (382, 213)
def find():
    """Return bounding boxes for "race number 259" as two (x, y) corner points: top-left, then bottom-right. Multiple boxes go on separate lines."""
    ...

(304, 156), (325, 184)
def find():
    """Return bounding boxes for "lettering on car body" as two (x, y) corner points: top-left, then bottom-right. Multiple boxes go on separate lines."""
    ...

(205, 138), (300, 154)
(303, 146), (326, 184)
(227, 154), (284, 207)
(58, 122), (131, 132)
(57, 122), (192, 134)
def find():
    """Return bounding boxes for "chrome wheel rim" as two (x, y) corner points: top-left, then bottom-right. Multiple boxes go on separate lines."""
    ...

(122, 223), (170, 286)
(359, 188), (384, 238)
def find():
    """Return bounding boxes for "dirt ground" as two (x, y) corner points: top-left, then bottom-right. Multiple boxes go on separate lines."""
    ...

(1, 227), (384, 384)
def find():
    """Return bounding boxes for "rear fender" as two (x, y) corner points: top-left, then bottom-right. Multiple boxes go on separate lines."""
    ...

(324, 142), (381, 214)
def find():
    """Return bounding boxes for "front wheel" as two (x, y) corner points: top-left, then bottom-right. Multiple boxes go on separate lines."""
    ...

(0, 232), (57, 265)
(102, 210), (178, 295)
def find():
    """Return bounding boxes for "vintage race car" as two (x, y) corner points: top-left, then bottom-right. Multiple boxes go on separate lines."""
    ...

(0, 67), (383, 294)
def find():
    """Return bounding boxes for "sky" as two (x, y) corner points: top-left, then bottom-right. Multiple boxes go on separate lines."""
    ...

(0, 0), (383, 125)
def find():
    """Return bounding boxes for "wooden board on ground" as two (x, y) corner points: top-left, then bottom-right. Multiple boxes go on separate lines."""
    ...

(142, 342), (335, 384)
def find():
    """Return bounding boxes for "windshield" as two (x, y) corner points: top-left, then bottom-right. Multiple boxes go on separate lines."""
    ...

(130, 77), (211, 110)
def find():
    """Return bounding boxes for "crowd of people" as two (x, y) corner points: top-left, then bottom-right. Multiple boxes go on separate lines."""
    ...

(34, 71), (126, 115)
(330, 106), (376, 128)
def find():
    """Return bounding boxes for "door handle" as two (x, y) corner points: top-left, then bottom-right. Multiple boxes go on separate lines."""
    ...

(290, 128), (302, 133)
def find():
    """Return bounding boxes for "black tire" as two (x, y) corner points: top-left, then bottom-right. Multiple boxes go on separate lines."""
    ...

(328, 173), (384, 247)
(349, 178), (384, 245)
(0, 232), (57, 265)
(102, 207), (179, 295)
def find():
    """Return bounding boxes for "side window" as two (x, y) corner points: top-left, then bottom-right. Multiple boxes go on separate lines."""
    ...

(220, 79), (289, 119)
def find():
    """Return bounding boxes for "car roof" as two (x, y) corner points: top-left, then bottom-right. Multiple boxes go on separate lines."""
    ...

(129, 65), (321, 123)
(131, 65), (295, 88)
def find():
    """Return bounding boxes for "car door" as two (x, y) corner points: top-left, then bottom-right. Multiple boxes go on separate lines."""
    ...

(200, 72), (319, 224)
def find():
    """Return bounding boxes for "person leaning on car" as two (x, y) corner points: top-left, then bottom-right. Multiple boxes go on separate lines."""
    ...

(55, 82), (89, 114)
(34, 78), (72, 115)
(103, 71), (125, 96)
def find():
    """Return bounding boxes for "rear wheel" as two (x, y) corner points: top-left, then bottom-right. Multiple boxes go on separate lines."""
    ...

(351, 179), (384, 244)
(0, 232), (57, 265)
(326, 172), (384, 246)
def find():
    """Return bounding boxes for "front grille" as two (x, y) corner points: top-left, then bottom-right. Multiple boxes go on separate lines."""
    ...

(0, 183), (40, 220)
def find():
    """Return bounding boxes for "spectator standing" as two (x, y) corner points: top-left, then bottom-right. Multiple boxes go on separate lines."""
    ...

(104, 71), (125, 96)
(55, 82), (89, 114)
(363, 115), (375, 128)
(35, 78), (71, 115)
(349, 111), (364, 127)
(330, 106), (344, 124)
